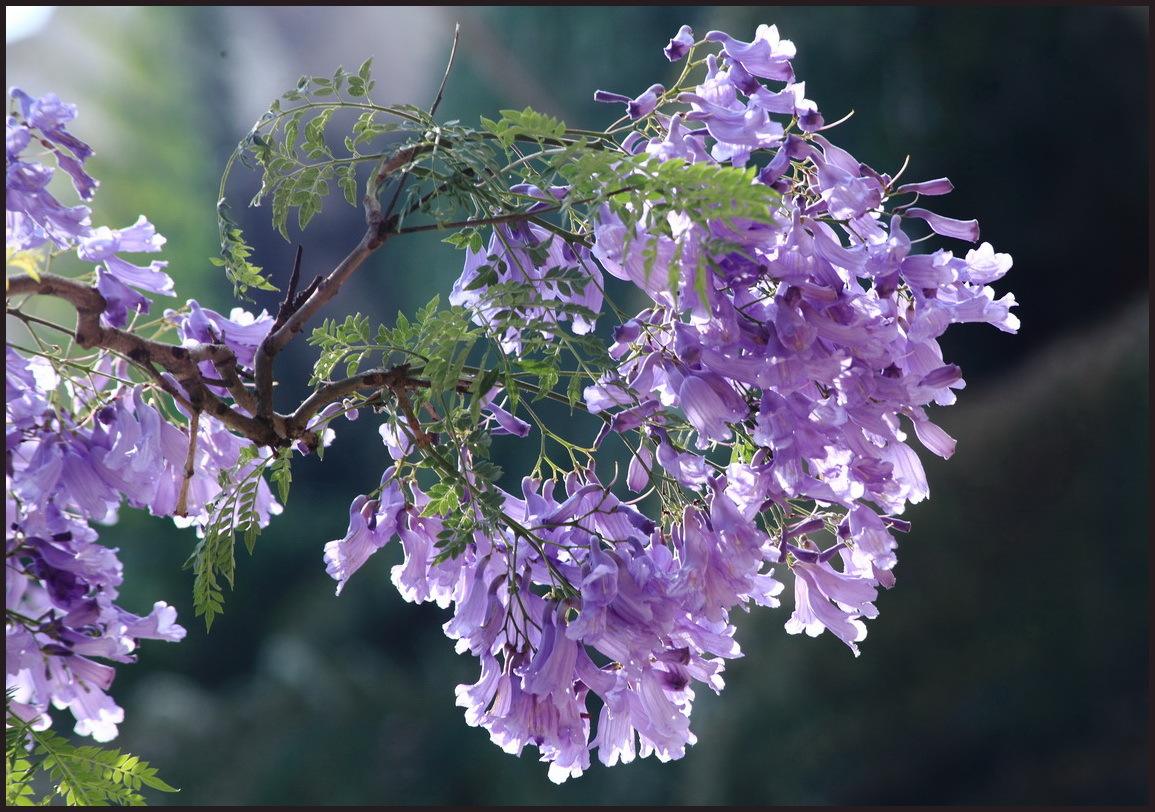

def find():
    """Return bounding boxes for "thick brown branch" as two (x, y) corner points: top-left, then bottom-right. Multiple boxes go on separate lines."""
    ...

(212, 353), (261, 416)
(8, 274), (232, 368)
(7, 273), (288, 447)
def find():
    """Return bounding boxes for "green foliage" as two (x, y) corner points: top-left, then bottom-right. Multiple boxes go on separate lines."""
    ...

(6, 698), (177, 807)
(307, 313), (376, 385)
(217, 56), (624, 279)
(441, 227), (485, 253)
(480, 106), (567, 149)
(555, 150), (781, 232)
(211, 202), (278, 300)
(269, 447), (293, 505)
(421, 482), (461, 517)
(215, 58), (405, 285)
(184, 450), (278, 631)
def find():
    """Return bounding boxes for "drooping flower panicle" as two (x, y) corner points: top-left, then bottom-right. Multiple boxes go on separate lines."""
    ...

(321, 23), (1017, 783)
(6, 89), (281, 741)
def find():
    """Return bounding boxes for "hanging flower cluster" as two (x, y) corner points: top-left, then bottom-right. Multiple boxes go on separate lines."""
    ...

(327, 24), (1016, 781)
(5, 89), (280, 740)
(7, 21), (1016, 788)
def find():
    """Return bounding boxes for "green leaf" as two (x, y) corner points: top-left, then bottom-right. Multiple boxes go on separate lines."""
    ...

(5, 710), (179, 807)
(357, 57), (373, 82)
(270, 448), (293, 505)
(422, 482), (461, 516)
(338, 164), (358, 206)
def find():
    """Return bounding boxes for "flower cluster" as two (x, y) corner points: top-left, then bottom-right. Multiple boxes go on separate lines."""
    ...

(5, 89), (279, 740)
(328, 24), (1016, 781)
(7, 21), (1017, 784)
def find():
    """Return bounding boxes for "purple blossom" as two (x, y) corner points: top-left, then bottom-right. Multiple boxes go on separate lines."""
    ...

(896, 177), (954, 196)
(77, 216), (167, 261)
(705, 25), (796, 81)
(677, 374), (747, 446)
(10, 89), (93, 162)
(594, 84), (665, 120)
(169, 299), (273, 369)
(322, 476), (405, 595)
(785, 559), (877, 656)
(101, 254), (174, 297)
(480, 388), (531, 437)
(905, 206), (981, 242)
(95, 268), (151, 328)
(663, 25), (695, 62)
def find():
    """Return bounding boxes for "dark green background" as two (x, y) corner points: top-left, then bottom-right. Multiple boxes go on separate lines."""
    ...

(6, 6), (1148, 804)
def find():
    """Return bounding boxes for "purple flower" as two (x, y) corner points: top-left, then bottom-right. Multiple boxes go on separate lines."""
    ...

(594, 84), (665, 120)
(521, 605), (580, 703)
(480, 388), (531, 437)
(626, 445), (653, 492)
(378, 421), (415, 460)
(6, 117), (30, 159)
(5, 159), (92, 249)
(101, 255), (174, 297)
(10, 89), (93, 162)
(705, 25), (796, 81)
(896, 177), (954, 196)
(785, 560), (877, 656)
(664, 25), (695, 62)
(677, 374), (747, 446)
(962, 242), (1013, 284)
(119, 601), (187, 643)
(95, 268), (151, 328)
(323, 478), (405, 595)
(654, 430), (710, 488)
(77, 216), (166, 261)
(644, 113), (711, 164)
(905, 206), (980, 242)
(169, 299), (273, 368)
(683, 93), (785, 150)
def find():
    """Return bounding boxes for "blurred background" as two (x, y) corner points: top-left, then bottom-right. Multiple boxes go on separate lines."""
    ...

(6, 6), (1148, 805)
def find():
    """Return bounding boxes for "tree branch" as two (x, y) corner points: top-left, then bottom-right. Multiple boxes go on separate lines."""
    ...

(430, 23), (462, 119)
(253, 231), (382, 425)
(7, 273), (289, 447)
(174, 410), (200, 517)
(286, 365), (420, 434)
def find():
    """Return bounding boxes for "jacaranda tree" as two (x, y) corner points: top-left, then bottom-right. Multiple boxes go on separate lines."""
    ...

(6, 22), (1017, 803)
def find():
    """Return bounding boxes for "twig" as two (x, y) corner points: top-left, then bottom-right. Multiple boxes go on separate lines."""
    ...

(380, 22), (463, 230)
(390, 380), (434, 449)
(430, 23), (462, 119)
(253, 232), (379, 428)
(174, 410), (200, 517)
(271, 244), (305, 332)
(396, 207), (562, 235)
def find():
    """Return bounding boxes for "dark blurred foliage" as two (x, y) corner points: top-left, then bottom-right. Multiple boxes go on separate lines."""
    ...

(5, 6), (1148, 804)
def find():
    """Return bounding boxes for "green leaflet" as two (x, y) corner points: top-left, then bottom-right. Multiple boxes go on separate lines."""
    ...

(5, 698), (178, 807)
(183, 453), (278, 631)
